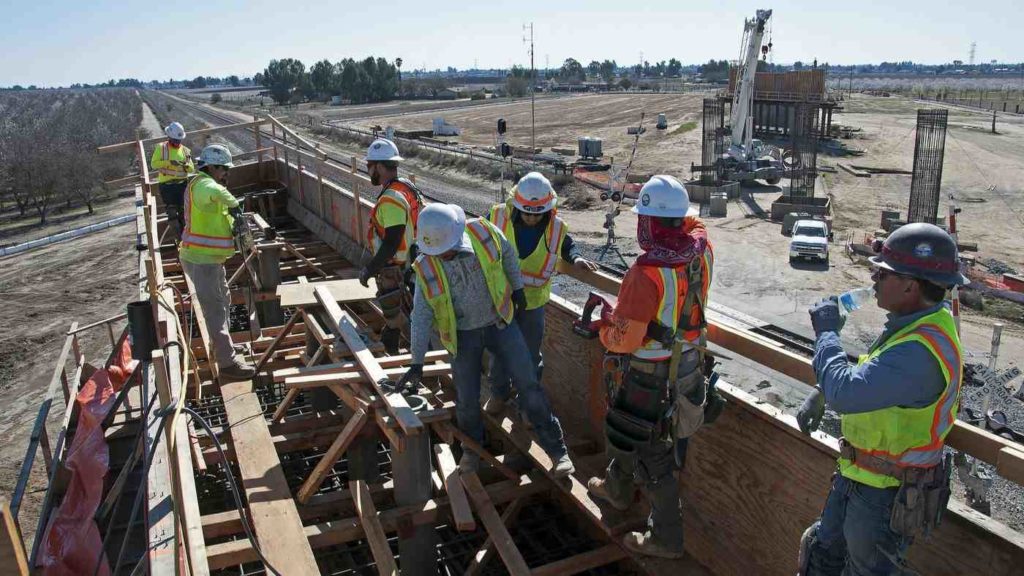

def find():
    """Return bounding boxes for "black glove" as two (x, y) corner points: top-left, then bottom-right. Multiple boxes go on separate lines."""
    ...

(359, 266), (373, 288)
(796, 387), (825, 435)
(512, 289), (527, 317)
(809, 297), (845, 335)
(396, 364), (423, 391)
(645, 321), (674, 346)
(229, 207), (245, 237)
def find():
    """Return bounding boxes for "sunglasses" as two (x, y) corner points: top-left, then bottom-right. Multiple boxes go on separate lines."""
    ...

(872, 267), (908, 281)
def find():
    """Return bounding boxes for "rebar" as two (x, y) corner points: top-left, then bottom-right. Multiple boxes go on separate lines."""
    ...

(908, 109), (948, 224)
(700, 98), (726, 183)
(787, 102), (820, 199)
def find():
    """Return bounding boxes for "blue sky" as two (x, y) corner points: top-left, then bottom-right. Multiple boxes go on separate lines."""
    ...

(1, 0), (1018, 87)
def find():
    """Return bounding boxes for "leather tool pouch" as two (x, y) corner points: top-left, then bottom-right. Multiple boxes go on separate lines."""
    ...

(671, 370), (707, 440)
(890, 456), (950, 539)
(375, 265), (411, 330)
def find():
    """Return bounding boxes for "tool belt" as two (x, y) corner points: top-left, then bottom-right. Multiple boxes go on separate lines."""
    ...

(375, 265), (412, 334)
(840, 440), (952, 539)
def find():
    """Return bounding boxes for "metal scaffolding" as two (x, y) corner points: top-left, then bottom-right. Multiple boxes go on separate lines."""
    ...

(908, 109), (948, 224)
(786, 103), (820, 199)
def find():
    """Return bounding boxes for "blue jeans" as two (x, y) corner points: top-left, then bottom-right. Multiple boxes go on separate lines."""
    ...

(488, 306), (545, 399)
(806, 474), (910, 576)
(452, 320), (566, 458)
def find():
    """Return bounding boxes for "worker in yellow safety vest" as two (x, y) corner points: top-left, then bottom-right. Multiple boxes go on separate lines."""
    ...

(483, 172), (598, 416)
(180, 144), (254, 382)
(396, 203), (574, 477)
(150, 121), (194, 238)
(358, 138), (422, 354)
(586, 175), (714, 559)
(796, 223), (968, 575)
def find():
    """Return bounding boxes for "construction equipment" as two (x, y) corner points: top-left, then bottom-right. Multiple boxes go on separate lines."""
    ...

(720, 9), (784, 185)
(573, 292), (617, 338)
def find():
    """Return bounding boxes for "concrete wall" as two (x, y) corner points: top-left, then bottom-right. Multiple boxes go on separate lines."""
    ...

(770, 195), (831, 221)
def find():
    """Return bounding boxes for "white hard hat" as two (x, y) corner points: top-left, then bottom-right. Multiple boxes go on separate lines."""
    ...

(511, 172), (556, 213)
(165, 122), (186, 141)
(197, 144), (234, 168)
(417, 204), (466, 256)
(631, 175), (696, 217)
(366, 138), (403, 162)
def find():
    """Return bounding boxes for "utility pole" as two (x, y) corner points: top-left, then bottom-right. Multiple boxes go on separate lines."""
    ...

(524, 23), (536, 152)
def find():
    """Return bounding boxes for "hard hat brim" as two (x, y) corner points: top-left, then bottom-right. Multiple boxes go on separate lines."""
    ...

(630, 205), (699, 217)
(868, 255), (969, 288)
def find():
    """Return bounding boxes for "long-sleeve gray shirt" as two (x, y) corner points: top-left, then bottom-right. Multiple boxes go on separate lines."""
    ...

(410, 230), (523, 364)
(813, 302), (948, 414)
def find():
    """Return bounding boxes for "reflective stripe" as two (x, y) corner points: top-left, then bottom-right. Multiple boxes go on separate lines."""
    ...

(514, 189), (554, 208)
(520, 217), (563, 287)
(420, 256), (444, 299)
(367, 186), (415, 264)
(634, 268), (681, 360)
(466, 220), (499, 262)
(158, 142), (188, 179)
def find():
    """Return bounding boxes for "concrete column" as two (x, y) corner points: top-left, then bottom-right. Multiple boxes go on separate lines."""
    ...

(391, 432), (438, 575)
(256, 243), (284, 326)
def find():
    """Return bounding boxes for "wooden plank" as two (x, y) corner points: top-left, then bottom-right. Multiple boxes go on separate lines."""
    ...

(285, 363), (451, 390)
(273, 350), (450, 382)
(277, 278), (377, 307)
(253, 312), (301, 372)
(465, 498), (525, 576)
(0, 500), (29, 576)
(461, 473), (530, 576)
(433, 443), (476, 531)
(351, 479), (399, 576)
(219, 377), (320, 575)
(297, 408), (370, 504)
(433, 421), (519, 481)
(205, 473), (547, 569)
(529, 544), (627, 576)
(314, 285), (423, 435)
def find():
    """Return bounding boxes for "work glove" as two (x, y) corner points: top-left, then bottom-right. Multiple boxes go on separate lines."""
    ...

(512, 289), (527, 317)
(646, 321), (675, 347)
(809, 297), (845, 335)
(396, 364), (423, 392)
(229, 207), (245, 237)
(358, 266), (373, 288)
(796, 386), (825, 435)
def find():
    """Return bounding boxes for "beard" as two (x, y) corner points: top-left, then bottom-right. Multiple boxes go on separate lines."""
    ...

(370, 171), (381, 186)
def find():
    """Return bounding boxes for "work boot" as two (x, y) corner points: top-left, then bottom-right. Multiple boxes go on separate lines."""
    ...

(483, 395), (507, 416)
(551, 453), (575, 478)
(622, 531), (685, 560)
(586, 477), (630, 511)
(381, 327), (401, 355)
(233, 343), (249, 357)
(220, 359), (256, 382)
(459, 451), (480, 474)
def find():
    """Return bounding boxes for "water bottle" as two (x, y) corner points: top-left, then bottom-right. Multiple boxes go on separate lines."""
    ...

(838, 287), (874, 316)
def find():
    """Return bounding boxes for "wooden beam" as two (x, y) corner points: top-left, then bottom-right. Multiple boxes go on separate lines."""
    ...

(351, 479), (399, 576)
(0, 500), (28, 576)
(297, 408), (370, 504)
(461, 473), (531, 576)
(284, 363), (451, 390)
(219, 377), (320, 575)
(529, 544), (627, 576)
(433, 443), (476, 532)
(205, 473), (547, 569)
(314, 285), (423, 435)
(274, 350), (450, 382)
(464, 498), (525, 576)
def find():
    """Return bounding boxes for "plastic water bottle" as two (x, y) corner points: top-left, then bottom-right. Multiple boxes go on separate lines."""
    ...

(838, 287), (875, 316)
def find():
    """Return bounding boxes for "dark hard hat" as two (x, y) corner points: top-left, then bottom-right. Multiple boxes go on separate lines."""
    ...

(869, 222), (968, 288)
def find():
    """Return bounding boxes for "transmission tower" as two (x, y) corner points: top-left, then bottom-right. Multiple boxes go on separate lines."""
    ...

(969, 42), (977, 66)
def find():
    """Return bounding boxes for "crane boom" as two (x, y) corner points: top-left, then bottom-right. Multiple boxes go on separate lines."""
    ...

(728, 9), (772, 158)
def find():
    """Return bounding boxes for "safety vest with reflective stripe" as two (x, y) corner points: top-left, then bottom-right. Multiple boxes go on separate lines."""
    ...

(839, 307), (962, 489)
(367, 178), (420, 265)
(488, 202), (567, 310)
(180, 173), (236, 261)
(412, 219), (514, 356)
(632, 249), (714, 361)
(153, 142), (192, 183)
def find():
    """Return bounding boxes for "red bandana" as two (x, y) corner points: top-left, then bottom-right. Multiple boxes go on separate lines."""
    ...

(636, 215), (707, 267)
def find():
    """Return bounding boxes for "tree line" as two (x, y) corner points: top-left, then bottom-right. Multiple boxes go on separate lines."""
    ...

(255, 57), (401, 105)
(0, 89), (142, 224)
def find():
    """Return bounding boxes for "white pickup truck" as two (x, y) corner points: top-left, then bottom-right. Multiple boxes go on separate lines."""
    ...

(789, 219), (830, 263)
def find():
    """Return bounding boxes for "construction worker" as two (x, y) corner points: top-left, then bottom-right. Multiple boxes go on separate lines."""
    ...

(180, 144), (254, 382)
(358, 138), (421, 354)
(150, 121), (194, 239)
(586, 175), (714, 559)
(484, 172), (597, 414)
(397, 203), (574, 477)
(796, 222), (967, 575)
